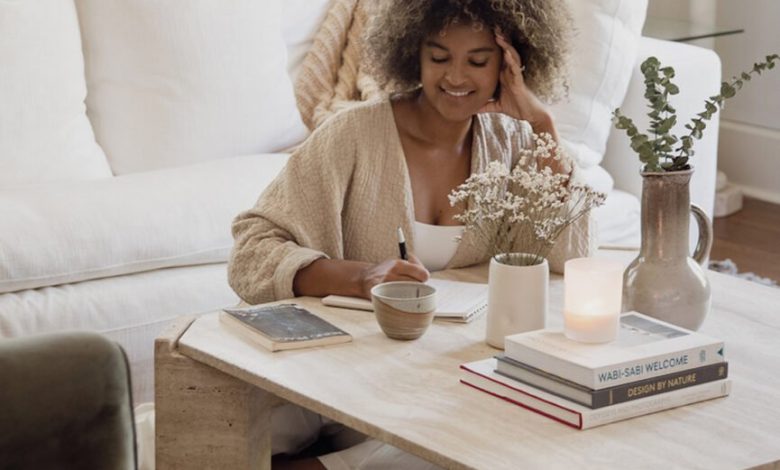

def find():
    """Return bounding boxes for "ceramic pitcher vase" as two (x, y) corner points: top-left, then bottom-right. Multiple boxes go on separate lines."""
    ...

(486, 253), (548, 349)
(623, 169), (713, 330)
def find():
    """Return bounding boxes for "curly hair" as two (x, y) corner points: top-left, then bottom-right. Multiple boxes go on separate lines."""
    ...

(364, 0), (573, 103)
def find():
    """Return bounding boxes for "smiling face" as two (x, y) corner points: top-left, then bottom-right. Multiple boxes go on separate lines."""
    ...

(418, 23), (501, 123)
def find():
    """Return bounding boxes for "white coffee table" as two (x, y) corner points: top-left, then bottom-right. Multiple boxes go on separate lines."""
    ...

(155, 255), (780, 469)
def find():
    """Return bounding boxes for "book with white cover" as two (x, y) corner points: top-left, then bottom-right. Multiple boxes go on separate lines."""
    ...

(460, 358), (731, 430)
(504, 312), (725, 389)
(322, 278), (487, 323)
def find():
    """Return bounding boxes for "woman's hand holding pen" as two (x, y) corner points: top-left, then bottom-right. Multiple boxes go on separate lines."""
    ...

(358, 254), (429, 299)
(293, 227), (429, 299)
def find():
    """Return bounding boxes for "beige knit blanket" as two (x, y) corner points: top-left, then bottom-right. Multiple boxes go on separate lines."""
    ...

(293, 0), (381, 130)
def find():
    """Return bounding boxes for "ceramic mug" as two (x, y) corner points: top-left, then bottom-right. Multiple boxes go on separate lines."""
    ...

(370, 282), (436, 340)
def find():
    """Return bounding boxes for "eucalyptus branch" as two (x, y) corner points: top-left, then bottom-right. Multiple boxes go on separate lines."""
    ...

(613, 109), (660, 171)
(613, 53), (779, 173)
(641, 57), (679, 161)
(675, 53), (780, 168)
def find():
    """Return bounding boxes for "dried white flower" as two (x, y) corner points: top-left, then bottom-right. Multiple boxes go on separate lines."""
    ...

(449, 133), (606, 266)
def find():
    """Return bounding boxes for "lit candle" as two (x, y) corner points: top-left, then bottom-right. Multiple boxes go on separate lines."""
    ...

(564, 258), (624, 343)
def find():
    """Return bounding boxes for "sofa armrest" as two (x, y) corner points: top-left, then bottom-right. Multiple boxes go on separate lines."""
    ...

(602, 37), (722, 218)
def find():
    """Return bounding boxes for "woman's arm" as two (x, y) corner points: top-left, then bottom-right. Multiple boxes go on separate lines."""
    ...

(479, 32), (560, 141)
(480, 32), (567, 177)
(229, 110), (430, 304)
(229, 113), (357, 304)
(293, 255), (429, 299)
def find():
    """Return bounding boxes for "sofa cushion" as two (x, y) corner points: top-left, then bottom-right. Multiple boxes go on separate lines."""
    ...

(0, 264), (237, 404)
(593, 189), (641, 248)
(75, 0), (307, 175)
(0, 0), (111, 188)
(551, 0), (648, 192)
(0, 154), (288, 294)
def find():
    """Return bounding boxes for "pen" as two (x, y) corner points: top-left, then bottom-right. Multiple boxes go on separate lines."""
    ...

(397, 227), (408, 260)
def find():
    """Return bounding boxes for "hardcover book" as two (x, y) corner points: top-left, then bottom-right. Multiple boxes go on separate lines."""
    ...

(460, 358), (731, 430)
(495, 354), (729, 409)
(322, 278), (487, 323)
(220, 304), (352, 352)
(504, 312), (725, 389)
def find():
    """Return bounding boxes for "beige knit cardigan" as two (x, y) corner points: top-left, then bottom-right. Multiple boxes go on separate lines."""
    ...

(228, 100), (594, 305)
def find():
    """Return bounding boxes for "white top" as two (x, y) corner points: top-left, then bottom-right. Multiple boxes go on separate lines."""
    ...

(413, 221), (465, 272)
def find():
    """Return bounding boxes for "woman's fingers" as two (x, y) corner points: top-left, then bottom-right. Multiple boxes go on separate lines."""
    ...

(505, 48), (523, 78)
(407, 252), (424, 266)
(495, 33), (525, 79)
(388, 273), (429, 283)
(392, 256), (430, 282)
(359, 258), (430, 297)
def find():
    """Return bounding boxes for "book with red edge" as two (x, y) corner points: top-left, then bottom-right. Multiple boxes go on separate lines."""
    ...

(460, 358), (731, 430)
(504, 311), (725, 390)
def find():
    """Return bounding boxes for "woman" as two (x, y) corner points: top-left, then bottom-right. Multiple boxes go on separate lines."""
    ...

(229, 0), (585, 307)
(230, 1), (587, 468)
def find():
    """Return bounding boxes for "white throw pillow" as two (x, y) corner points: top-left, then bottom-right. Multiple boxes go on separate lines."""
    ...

(0, 0), (111, 188)
(593, 189), (641, 248)
(0, 154), (289, 294)
(551, 0), (648, 192)
(75, 0), (307, 174)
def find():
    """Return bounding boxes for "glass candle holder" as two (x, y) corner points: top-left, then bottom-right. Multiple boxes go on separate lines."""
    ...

(564, 258), (624, 343)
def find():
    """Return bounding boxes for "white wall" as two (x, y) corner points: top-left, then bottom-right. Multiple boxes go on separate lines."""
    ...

(647, 0), (780, 203)
(713, 0), (780, 203)
(648, 0), (715, 24)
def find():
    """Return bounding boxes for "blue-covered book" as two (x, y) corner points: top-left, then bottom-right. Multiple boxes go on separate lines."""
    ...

(220, 304), (351, 352)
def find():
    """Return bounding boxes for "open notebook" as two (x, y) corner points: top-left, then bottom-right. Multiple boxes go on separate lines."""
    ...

(322, 278), (488, 323)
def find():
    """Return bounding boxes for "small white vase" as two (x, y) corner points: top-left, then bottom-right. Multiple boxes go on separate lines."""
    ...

(486, 253), (549, 349)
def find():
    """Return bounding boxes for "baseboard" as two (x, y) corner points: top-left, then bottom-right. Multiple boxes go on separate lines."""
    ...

(717, 120), (780, 204)
(732, 184), (780, 205)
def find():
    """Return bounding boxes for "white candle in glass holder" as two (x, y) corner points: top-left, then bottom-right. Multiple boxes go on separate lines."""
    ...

(564, 258), (624, 343)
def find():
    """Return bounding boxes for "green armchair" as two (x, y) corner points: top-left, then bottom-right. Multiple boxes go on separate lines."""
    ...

(0, 332), (137, 469)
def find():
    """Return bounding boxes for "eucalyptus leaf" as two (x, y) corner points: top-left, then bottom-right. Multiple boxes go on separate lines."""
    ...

(720, 83), (737, 98)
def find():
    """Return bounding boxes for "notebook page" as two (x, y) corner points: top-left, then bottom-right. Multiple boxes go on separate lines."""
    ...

(321, 279), (488, 321)
(428, 278), (488, 320)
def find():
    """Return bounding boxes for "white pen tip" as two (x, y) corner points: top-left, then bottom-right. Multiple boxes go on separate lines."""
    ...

(397, 226), (406, 243)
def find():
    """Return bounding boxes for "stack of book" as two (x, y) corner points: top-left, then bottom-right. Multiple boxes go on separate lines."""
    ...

(460, 311), (730, 429)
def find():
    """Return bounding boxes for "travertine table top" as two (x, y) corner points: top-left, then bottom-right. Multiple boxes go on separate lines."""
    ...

(176, 253), (780, 469)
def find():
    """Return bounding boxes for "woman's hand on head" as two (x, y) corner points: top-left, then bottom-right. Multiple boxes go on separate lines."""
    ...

(479, 30), (559, 141)
(358, 254), (430, 299)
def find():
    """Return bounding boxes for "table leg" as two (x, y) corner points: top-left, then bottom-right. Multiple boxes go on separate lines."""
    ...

(155, 316), (275, 470)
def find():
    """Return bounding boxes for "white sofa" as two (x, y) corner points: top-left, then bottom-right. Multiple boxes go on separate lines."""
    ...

(0, 0), (720, 404)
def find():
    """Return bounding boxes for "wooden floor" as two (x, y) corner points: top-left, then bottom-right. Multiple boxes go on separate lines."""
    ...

(711, 197), (780, 283)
